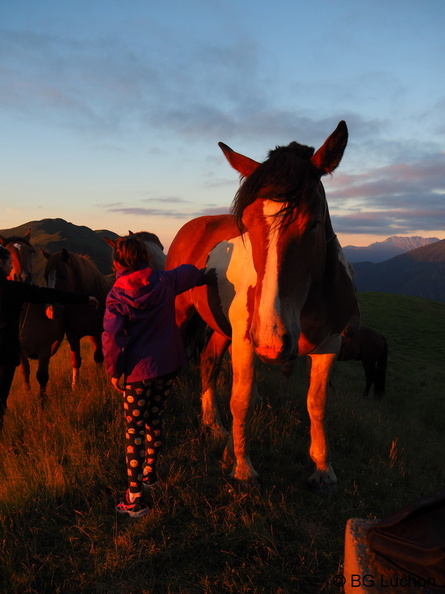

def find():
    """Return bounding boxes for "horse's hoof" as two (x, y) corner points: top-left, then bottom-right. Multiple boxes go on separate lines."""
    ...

(306, 470), (338, 494)
(227, 475), (261, 493)
(306, 479), (338, 495)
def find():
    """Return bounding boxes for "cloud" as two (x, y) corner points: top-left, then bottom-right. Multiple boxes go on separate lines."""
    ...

(104, 203), (230, 220)
(142, 196), (190, 204)
(327, 153), (445, 235)
(0, 25), (387, 150)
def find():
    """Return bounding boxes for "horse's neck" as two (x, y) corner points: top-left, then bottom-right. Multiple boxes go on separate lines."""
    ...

(145, 243), (166, 271)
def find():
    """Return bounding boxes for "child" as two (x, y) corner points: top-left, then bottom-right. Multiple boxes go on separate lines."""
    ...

(0, 244), (98, 430)
(102, 235), (206, 518)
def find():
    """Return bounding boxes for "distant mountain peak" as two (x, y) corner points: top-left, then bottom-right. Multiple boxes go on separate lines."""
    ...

(376, 236), (439, 249)
(344, 236), (440, 263)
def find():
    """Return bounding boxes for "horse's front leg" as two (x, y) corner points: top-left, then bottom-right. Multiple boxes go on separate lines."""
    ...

(90, 335), (104, 364)
(69, 338), (82, 388)
(20, 353), (31, 390)
(200, 330), (231, 439)
(306, 351), (338, 492)
(224, 339), (258, 485)
(36, 353), (51, 406)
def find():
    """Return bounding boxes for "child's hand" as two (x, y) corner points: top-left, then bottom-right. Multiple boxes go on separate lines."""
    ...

(111, 377), (124, 392)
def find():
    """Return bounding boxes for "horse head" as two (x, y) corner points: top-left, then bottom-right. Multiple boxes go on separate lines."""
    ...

(219, 121), (348, 363)
(43, 248), (77, 293)
(0, 229), (35, 283)
(105, 231), (166, 271)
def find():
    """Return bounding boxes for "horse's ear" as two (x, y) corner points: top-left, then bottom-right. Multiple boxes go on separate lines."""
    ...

(104, 236), (116, 248)
(40, 248), (51, 260)
(25, 228), (32, 240)
(128, 230), (134, 235)
(218, 142), (260, 178)
(62, 248), (70, 261)
(310, 121), (348, 175)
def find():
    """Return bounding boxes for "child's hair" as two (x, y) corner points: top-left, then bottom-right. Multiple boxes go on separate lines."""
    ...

(113, 235), (152, 271)
(0, 245), (10, 262)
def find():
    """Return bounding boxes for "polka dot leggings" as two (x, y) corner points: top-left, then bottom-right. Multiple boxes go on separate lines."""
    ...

(123, 371), (176, 497)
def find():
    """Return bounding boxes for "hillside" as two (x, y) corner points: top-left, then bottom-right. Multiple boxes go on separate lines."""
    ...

(343, 235), (439, 263)
(353, 238), (445, 302)
(0, 218), (119, 285)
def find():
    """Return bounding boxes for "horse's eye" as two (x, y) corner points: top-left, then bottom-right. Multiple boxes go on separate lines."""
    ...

(307, 219), (321, 233)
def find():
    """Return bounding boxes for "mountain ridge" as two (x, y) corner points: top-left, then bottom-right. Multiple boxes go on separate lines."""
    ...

(352, 239), (445, 302)
(2, 218), (445, 302)
(0, 218), (119, 285)
(343, 235), (440, 263)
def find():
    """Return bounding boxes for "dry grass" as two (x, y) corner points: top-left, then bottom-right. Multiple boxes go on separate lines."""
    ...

(1, 293), (445, 593)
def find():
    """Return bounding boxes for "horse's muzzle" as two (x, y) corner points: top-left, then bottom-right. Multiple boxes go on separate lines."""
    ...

(253, 333), (298, 364)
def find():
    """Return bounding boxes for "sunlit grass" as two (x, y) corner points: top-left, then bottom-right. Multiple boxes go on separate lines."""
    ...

(1, 293), (445, 592)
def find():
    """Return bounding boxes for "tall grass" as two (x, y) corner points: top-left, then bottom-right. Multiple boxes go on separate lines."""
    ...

(1, 293), (445, 593)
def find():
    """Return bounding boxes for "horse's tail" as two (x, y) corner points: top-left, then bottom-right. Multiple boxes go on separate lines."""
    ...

(374, 336), (388, 399)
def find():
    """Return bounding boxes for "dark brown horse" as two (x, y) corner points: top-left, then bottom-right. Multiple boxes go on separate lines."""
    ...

(337, 325), (388, 399)
(0, 230), (34, 283)
(166, 121), (359, 490)
(0, 232), (64, 399)
(43, 249), (112, 387)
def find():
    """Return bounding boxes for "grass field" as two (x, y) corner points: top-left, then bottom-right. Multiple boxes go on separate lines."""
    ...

(1, 292), (445, 593)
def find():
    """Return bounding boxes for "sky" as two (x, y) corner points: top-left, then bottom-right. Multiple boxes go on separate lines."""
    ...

(2, 0), (445, 250)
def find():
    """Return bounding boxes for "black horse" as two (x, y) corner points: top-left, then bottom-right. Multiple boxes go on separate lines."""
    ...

(337, 325), (388, 399)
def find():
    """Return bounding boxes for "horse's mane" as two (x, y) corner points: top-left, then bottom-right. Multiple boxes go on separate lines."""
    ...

(230, 141), (321, 227)
(130, 231), (166, 271)
(47, 250), (111, 296)
(131, 231), (164, 252)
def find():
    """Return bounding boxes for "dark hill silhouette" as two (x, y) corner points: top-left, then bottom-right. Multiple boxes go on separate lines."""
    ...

(353, 239), (445, 302)
(0, 218), (119, 285)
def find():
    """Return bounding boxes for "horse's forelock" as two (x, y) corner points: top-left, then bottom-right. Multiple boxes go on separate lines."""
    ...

(230, 141), (321, 226)
(267, 141), (315, 161)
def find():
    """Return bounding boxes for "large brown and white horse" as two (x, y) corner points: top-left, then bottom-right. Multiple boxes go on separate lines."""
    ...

(166, 121), (359, 490)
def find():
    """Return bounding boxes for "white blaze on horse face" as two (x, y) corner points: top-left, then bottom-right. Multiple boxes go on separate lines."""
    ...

(251, 200), (301, 361)
(47, 269), (57, 289)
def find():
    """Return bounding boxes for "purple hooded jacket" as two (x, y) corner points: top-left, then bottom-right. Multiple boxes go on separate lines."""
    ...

(102, 264), (204, 382)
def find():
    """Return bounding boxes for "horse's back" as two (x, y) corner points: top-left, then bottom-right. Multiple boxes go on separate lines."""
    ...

(166, 215), (240, 269)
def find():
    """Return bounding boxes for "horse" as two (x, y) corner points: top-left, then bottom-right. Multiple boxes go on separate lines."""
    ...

(0, 232), (65, 400)
(337, 325), (388, 399)
(166, 121), (359, 490)
(104, 230), (166, 271)
(0, 230), (35, 283)
(43, 248), (113, 387)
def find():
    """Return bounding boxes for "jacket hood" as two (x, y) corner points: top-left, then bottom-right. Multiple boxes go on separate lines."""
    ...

(112, 267), (160, 309)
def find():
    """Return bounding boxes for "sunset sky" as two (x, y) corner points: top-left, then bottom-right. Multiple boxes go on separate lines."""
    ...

(2, 0), (445, 249)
